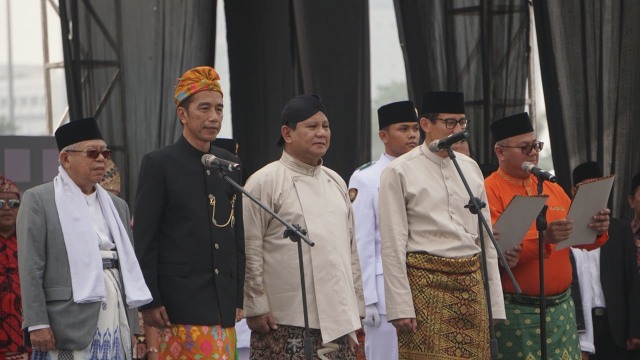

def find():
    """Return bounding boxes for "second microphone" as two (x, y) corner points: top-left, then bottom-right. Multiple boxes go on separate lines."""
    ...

(428, 129), (471, 153)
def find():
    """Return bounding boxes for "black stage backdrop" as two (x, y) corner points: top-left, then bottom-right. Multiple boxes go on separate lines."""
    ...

(534, 0), (640, 218)
(393, 0), (530, 163)
(63, 0), (369, 201)
(59, 0), (640, 216)
(227, 0), (371, 180)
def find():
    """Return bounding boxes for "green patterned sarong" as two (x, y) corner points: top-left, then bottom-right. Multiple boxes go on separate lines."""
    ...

(495, 290), (580, 360)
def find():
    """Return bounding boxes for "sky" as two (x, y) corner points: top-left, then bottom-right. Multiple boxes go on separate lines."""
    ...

(0, 0), (63, 65)
(0, 0), (407, 141)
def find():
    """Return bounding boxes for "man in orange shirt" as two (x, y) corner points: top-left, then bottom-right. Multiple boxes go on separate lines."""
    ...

(485, 112), (610, 359)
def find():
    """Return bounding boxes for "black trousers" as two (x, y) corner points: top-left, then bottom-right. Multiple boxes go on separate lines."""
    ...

(589, 308), (640, 360)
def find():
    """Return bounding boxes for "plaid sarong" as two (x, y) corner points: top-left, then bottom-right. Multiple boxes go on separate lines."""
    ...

(495, 290), (581, 359)
(400, 252), (490, 359)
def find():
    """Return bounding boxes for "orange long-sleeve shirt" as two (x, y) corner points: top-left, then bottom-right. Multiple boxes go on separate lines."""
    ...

(485, 168), (608, 296)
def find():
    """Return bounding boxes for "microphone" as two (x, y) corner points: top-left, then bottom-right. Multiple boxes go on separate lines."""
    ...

(521, 162), (556, 183)
(201, 154), (241, 171)
(428, 130), (471, 152)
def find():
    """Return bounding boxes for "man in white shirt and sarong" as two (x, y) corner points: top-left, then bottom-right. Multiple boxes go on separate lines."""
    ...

(379, 91), (505, 359)
(243, 94), (365, 359)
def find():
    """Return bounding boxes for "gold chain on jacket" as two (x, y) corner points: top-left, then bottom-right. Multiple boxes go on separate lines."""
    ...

(209, 194), (236, 228)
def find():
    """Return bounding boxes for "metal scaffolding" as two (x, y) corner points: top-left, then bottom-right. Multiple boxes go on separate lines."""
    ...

(41, 0), (129, 197)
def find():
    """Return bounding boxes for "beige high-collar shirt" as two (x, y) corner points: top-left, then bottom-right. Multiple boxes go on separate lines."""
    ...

(243, 151), (364, 343)
(379, 143), (505, 321)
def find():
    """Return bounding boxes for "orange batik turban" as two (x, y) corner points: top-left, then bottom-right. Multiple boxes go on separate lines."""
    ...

(174, 66), (223, 107)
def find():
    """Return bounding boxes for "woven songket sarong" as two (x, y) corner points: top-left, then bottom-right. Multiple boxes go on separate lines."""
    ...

(250, 324), (356, 360)
(495, 290), (580, 359)
(158, 324), (236, 360)
(400, 252), (489, 359)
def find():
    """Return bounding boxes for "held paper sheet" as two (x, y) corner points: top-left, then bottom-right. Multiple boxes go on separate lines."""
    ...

(556, 175), (615, 249)
(494, 195), (549, 252)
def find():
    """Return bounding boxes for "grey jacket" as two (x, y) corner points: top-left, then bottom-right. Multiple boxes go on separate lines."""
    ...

(17, 182), (139, 349)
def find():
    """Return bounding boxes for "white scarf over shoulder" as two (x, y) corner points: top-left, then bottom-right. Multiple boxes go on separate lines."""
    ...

(54, 166), (152, 308)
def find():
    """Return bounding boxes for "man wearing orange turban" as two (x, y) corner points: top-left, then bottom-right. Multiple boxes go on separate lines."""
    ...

(134, 66), (244, 359)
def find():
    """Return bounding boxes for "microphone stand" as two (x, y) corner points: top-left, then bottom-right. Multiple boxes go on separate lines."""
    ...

(213, 166), (315, 360)
(536, 175), (548, 360)
(445, 148), (521, 360)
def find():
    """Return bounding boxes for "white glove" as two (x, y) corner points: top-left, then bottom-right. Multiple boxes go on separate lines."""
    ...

(362, 304), (381, 328)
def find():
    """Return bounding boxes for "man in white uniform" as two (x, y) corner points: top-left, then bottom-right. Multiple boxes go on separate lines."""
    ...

(348, 100), (419, 360)
(243, 95), (364, 359)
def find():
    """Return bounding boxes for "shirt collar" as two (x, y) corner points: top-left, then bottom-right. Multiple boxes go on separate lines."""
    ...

(84, 191), (98, 205)
(0, 231), (16, 241)
(420, 142), (451, 166)
(280, 151), (322, 176)
(178, 135), (209, 157)
(496, 168), (538, 195)
(496, 167), (535, 186)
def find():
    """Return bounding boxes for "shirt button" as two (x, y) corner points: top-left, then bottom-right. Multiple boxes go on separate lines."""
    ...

(214, 268), (219, 275)
(214, 243), (219, 250)
(206, 169), (211, 176)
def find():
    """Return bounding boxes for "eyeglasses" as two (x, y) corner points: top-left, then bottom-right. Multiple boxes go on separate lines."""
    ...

(434, 117), (470, 129)
(498, 141), (544, 154)
(65, 149), (112, 159)
(0, 199), (20, 209)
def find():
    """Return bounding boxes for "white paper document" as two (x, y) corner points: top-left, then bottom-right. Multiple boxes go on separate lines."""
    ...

(493, 195), (549, 252)
(556, 175), (615, 249)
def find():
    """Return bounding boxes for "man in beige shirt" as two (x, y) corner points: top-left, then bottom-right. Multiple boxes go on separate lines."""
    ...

(379, 91), (505, 359)
(243, 95), (364, 359)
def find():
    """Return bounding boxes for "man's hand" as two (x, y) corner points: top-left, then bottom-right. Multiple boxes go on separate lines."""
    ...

(588, 208), (610, 235)
(246, 313), (278, 334)
(544, 219), (574, 244)
(30, 328), (56, 352)
(492, 227), (500, 242)
(391, 318), (417, 333)
(142, 306), (171, 328)
(503, 245), (522, 268)
(133, 338), (147, 360)
(627, 337), (640, 350)
(236, 308), (244, 322)
(362, 304), (381, 328)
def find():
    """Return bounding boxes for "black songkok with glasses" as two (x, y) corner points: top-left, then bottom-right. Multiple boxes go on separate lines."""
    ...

(490, 112), (534, 143)
(54, 117), (104, 151)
